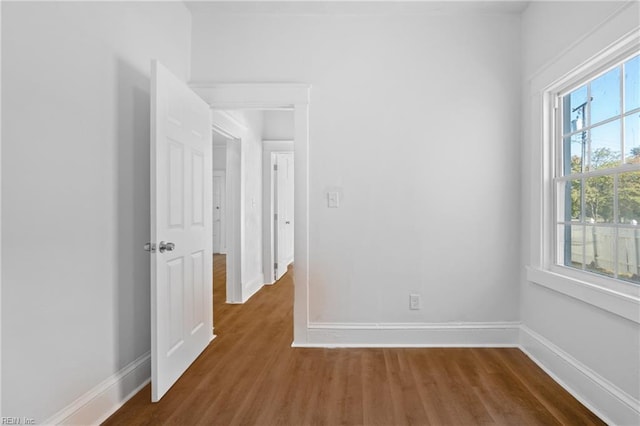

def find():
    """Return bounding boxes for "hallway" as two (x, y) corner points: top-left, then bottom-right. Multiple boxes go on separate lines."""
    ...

(103, 256), (602, 425)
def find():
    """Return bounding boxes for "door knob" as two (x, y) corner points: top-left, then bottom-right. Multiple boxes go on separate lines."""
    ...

(159, 241), (175, 253)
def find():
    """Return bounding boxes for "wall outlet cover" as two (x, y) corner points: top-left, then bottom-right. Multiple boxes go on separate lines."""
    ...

(410, 294), (421, 310)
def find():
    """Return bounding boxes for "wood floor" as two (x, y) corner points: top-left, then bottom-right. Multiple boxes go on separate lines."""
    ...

(104, 255), (604, 425)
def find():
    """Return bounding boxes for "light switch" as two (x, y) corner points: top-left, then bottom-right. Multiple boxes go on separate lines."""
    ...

(328, 192), (339, 208)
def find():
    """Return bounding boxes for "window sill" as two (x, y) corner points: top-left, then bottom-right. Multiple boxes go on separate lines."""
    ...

(526, 267), (640, 324)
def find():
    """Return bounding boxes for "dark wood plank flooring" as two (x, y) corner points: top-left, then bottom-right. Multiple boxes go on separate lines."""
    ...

(103, 254), (604, 425)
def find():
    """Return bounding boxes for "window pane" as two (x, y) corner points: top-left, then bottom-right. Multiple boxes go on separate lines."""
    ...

(591, 67), (621, 125)
(559, 224), (583, 269)
(589, 119), (621, 169)
(585, 175), (614, 223)
(625, 112), (640, 164)
(585, 226), (615, 278)
(558, 180), (582, 222)
(563, 85), (588, 134)
(618, 171), (640, 224)
(625, 55), (640, 113)
(563, 133), (587, 174)
(570, 179), (582, 221)
(617, 227), (640, 283)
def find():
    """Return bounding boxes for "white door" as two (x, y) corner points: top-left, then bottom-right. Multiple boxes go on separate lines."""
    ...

(150, 60), (213, 402)
(274, 152), (294, 281)
(212, 173), (225, 253)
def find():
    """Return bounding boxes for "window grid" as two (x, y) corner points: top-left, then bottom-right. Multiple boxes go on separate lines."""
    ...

(554, 53), (640, 284)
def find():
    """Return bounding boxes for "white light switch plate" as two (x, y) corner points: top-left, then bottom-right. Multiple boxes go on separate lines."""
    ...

(328, 192), (339, 208)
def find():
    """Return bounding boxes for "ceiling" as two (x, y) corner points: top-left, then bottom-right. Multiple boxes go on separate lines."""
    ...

(185, 1), (531, 16)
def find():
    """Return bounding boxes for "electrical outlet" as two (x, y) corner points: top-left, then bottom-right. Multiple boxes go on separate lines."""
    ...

(409, 294), (421, 310)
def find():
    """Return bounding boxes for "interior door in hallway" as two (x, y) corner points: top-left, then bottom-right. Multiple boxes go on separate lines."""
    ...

(150, 60), (213, 402)
(212, 172), (225, 253)
(274, 152), (294, 281)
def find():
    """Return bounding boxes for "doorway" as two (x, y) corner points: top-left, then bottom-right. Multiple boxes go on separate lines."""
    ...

(211, 123), (241, 305)
(213, 145), (227, 255)
(267, 150), (294, 283)
(193, 83), (310, 345)
(211, 109), (296, 308)
(273, 152), (294, 281)
(212, 171), (225, 254)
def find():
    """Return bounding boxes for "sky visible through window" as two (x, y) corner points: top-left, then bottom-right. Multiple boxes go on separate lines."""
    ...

(564, 54), (640, 172)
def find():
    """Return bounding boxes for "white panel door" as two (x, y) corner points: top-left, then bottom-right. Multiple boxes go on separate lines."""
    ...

(212, 174), (224, 253)
(150, 60), (212, 402)
(282, 153), (294, 265)
(275, 152), (294, 281)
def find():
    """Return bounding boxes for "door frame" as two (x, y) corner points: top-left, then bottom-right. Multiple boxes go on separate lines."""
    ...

(192, 83), (310, 345)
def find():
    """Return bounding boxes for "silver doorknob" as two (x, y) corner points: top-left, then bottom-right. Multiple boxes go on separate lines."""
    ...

(159, 241), (175, 253)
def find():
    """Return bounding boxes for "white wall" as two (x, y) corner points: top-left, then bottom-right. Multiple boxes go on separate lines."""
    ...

(520, 1), (640, 424)
(238, 111), (265, 298)
(213, 139), (227, 171)
(4, 1), (634, 422)
(1, 2), (191, 422)
(263, 110), (294, 140)
(190, 3), (522, 329)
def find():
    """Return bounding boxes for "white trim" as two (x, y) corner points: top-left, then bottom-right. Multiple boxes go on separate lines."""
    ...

(527, 267), (640, 324)
(0, 1), (3, 415)
(214, 110), (248, 132)
(190, 83), (310, 108)
(190, 83), (311, 345)
(44, 352), (151, 426)
(263, 140), (295, 149)
(520, 326), (640, 426)
(242, 273), (265, 303)
(211, 123), (238, 141)
(296, 322), (521, 348)
(526, 6), (640, 316)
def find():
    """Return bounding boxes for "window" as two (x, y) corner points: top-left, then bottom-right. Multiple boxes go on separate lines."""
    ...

(555, 53), (640, 284)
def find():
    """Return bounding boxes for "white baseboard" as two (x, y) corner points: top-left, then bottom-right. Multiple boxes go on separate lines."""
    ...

(44, 352), (151, 425)
(296, 322), (521, 347)
(520, 326), (640, 426)
(242, 273), (265, 303)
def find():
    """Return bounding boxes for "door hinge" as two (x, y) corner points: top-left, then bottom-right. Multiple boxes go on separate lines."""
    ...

(274, 164), (278, 171)
(274, 262), (278, 270)
(554, 96), (559, 110)
(274, 213), (278, 221)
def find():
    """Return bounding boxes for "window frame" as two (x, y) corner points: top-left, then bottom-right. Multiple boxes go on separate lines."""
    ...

(552, 51), (640, 288)
(530, 35), (640, 317)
